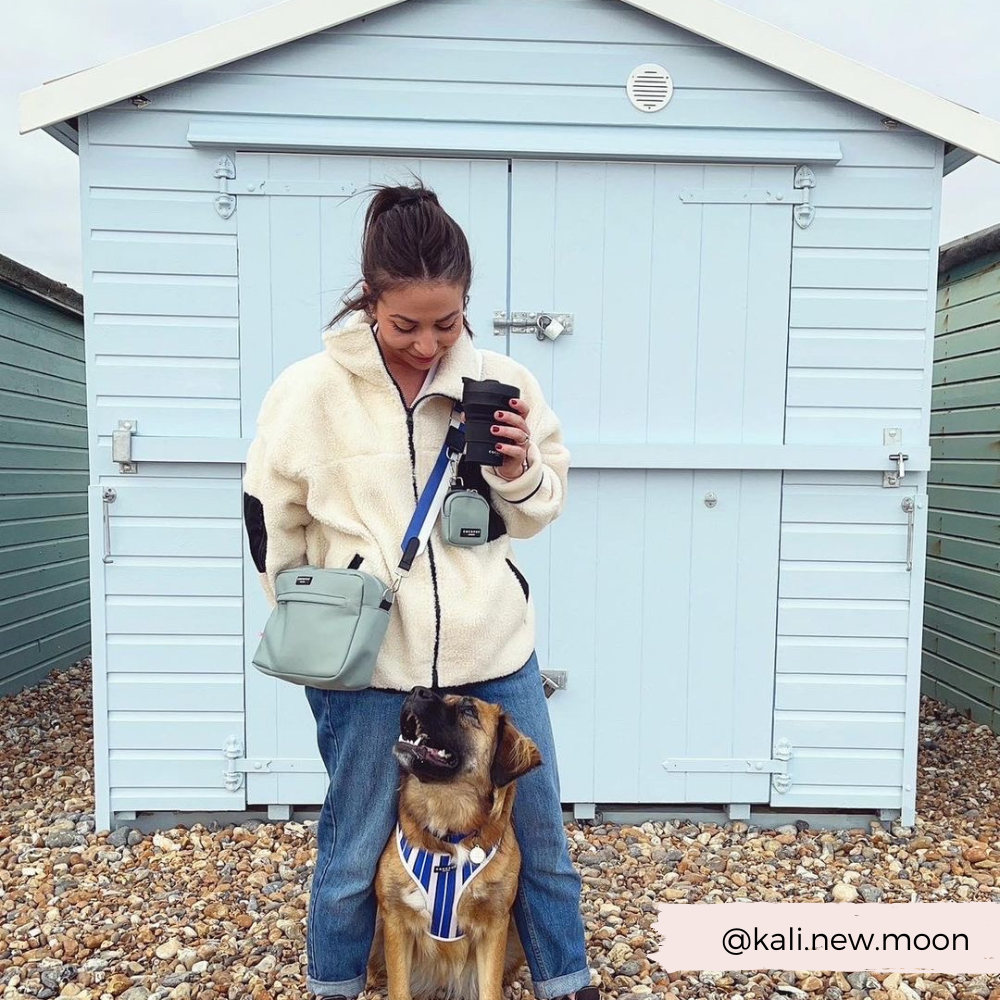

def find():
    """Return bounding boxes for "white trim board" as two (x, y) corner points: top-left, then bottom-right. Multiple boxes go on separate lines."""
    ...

(18, 0), (1000, 164)
(108, 435), (932, 474)
(186, 117), (844, 164)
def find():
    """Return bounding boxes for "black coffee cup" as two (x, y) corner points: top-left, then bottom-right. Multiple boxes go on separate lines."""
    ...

(461, 377), (521, 466)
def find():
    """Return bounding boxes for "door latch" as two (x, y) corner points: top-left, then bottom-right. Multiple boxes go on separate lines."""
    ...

(884, 452), (908, 488)
(494, 312), (573, 340)
(112, 420), (137, 475)
(540, 670), (567, 698)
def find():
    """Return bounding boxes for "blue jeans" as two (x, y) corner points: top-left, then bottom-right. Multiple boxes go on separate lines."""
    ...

(303, 652), (591, 999)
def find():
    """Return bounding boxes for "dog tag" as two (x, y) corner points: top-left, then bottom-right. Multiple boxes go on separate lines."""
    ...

(469, 846), (486, 864)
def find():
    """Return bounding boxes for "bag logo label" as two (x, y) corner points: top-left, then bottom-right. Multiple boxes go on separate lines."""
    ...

(460, 528), (482, 538)
(295, 575), (313, 585)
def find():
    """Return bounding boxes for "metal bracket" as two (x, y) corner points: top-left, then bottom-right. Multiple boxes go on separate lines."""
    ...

(214, 155), (236, 219)
(494, 311), (574, 339)
(541, 669), (567, 698)
(793, 165), (816, 229)
(112, 419), (137, 475)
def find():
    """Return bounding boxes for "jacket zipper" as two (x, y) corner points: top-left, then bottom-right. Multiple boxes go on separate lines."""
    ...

(372, 333), (455, 689)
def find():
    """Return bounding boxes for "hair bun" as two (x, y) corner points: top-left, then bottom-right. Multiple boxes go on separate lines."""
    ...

(396, 187), (437, 208)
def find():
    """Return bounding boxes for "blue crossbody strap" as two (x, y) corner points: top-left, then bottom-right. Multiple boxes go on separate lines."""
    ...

(398, 402), (465, 575)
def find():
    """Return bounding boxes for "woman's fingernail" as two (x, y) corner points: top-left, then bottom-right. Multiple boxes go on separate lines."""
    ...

(491, 425), (500, 433)
(510, 398), (518, 407)
(495, 410), (503, 419)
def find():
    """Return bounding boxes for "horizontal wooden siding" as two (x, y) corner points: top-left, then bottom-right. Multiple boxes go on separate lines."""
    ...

(923, 251), (1000, 734)
(0, 286), (90, 696)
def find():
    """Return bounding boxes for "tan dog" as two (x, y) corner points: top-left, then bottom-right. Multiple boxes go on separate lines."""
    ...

(367, 685), (543, 1000)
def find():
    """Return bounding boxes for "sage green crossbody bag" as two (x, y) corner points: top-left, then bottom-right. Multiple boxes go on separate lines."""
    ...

(251, 402), (466, 690)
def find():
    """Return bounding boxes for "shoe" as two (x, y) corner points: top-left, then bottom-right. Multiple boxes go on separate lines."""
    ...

(554, 988), (601, 1000)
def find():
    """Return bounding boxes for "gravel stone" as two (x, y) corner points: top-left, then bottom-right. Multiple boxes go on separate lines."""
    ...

(3, 660), (999, 1000)
(107, 826), (130, 848)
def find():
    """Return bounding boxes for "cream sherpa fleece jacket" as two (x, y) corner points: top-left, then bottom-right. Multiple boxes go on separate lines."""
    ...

(242, 311), (570, 692)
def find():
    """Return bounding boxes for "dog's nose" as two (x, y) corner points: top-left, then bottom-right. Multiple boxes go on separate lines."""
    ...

(411, 686), (436, 701)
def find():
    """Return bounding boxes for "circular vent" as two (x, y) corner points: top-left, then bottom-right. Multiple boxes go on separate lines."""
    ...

(627, 64), (673, 113)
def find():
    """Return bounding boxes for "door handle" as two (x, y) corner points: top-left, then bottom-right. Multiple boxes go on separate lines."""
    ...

(102, 487), (117, 563)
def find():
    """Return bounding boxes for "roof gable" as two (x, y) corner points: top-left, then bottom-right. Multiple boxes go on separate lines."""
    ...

(18, 0), (1000, 165)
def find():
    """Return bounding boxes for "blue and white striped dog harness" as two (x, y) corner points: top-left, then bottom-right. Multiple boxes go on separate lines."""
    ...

(396, 824), (499, 941)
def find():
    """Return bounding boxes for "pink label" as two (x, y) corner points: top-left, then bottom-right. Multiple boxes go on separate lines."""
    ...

(651, 901), (1000, 973)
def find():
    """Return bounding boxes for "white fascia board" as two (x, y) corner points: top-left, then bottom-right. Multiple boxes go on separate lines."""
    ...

(18, 0), (1000, 165)
(622, 0), (1000, 164)
(18, 0), (407, 134)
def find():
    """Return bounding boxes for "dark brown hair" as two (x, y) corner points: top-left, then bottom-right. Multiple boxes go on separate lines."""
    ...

(329, 182), (474, 334)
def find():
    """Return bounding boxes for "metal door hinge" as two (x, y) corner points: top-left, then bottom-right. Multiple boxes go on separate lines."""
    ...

(112, 419), (137, 474)
(237, 758), (325, 774)
(223, 736), (326, 790)
(224, 735), (244, 792)
(494, 311), (574, 340)
(661, 738), (793, 792)
(793, 165), (816, 229)
(214, 156), (236, 219)
(772, 737), (793, 794)
(679, 188), (801, 205)
(541, 669), (567, 698)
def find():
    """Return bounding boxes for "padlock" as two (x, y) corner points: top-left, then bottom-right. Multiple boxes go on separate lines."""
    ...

(536, 315), (565, 341)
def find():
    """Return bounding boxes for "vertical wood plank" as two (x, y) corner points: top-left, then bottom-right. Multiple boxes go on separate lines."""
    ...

(593, 470), (646, 801)
(546, 470), (598, 803)
(89, 485), (114, 832)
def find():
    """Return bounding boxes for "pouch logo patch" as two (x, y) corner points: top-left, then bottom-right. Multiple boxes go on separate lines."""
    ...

(295, 575), (313, 585)
(460, 528), (482, 538)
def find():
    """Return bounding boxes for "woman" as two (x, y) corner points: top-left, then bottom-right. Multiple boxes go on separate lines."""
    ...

(243, 183), (594, 1000)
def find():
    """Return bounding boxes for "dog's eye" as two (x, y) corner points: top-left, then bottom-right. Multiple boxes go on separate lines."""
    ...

(459, 703), (478, 720)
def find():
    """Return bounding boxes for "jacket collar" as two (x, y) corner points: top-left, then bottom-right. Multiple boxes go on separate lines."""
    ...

(322, 310), (481, 403)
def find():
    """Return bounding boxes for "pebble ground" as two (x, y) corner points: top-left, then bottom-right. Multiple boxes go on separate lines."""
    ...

(2, 658), (998, 1000)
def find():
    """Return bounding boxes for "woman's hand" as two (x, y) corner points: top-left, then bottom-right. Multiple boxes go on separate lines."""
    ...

(492, 397), (531, 481)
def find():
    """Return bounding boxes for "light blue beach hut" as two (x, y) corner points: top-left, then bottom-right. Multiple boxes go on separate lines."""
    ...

(18, 0), (1000, 832)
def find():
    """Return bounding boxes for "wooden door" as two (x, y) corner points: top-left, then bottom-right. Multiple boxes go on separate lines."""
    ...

(237, 152), (509, 807)
(506, 161), (794, 805)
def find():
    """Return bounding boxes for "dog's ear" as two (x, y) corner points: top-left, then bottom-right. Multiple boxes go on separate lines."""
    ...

(490, 713), (543, 788)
